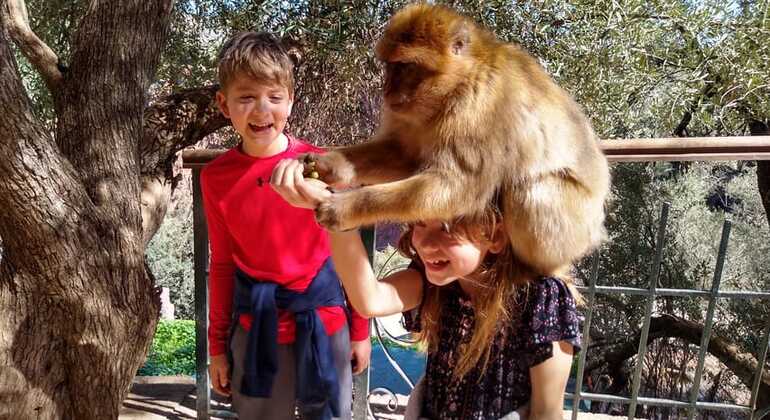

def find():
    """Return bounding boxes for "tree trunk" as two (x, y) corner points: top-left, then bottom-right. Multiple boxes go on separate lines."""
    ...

(0, 1), (174, 418)
(749, 120), (770, 229)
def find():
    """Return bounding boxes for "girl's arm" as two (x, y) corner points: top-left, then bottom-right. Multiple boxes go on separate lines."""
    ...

(270, 158), (423, 317)
(330, 230), (423, 317)
(528, 341), (574, 420)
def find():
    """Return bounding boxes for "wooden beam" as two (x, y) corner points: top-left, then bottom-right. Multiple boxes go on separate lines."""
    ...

(182, 135), (770, 168)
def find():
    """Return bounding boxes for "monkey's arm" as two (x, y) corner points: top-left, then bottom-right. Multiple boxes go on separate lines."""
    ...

(315, 171), (487, 231)
(304, 137), (419, 187)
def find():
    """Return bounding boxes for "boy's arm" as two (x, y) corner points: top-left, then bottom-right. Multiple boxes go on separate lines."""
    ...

(201, 171), (236, 357)
(347, 304), (370, 342)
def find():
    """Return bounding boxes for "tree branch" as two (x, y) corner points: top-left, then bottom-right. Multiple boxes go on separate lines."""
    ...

(1, 0), (63, 92)
(139, 84), (227, 245)
(0, 26), (93, 274)
(585, 314), (770, 408)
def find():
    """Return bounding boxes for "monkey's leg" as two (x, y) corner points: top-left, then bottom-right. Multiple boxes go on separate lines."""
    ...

(302, 139), (418, 187)
(502, 175), (607, 276)
(315, 172), (488, 231)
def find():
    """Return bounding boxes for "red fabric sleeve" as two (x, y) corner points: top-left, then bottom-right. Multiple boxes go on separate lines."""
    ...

(201, 169), (235, 357)
(347, 304), (370, 342)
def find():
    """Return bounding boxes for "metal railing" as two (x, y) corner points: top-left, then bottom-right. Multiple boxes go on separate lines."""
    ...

(182, 135), (770, 419)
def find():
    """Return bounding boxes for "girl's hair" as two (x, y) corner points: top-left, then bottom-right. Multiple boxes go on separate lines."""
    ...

(397, 200), (582, 379)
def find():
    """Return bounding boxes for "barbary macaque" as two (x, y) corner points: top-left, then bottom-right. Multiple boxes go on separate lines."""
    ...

(305, 4), (610, 275)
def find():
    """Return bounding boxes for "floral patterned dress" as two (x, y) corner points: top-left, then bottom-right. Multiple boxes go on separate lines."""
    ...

(402, 272), (582, 420)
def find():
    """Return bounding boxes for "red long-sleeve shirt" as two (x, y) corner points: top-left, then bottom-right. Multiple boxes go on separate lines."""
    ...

(201, 136), (369, 356)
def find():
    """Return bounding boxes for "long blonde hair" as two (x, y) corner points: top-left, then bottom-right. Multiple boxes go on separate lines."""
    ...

(398, 203), (582, 379)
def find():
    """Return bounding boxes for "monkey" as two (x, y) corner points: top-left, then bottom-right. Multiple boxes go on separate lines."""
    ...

(302, 4), (610, 276)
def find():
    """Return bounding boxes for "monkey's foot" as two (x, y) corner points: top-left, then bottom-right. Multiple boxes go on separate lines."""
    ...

(315, 194), (359, 232)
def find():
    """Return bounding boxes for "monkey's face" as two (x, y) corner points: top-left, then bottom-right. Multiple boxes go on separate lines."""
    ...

(376, 4), (475, 121)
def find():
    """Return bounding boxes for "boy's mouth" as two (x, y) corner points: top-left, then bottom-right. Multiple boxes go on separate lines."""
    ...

(249, 122), (273, 133)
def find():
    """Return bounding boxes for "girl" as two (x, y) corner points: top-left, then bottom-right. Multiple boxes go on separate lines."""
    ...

(271, 159), (582, 420)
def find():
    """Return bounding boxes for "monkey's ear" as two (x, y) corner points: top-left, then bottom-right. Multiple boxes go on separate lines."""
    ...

(451, 22), (470, 55)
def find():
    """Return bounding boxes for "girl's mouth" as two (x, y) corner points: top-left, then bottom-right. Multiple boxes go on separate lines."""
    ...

(425, 259), (449, 271)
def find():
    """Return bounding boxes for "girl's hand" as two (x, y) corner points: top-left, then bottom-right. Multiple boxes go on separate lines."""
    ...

(270, 158), (332, 209)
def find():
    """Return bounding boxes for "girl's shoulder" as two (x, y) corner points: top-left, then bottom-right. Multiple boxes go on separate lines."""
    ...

(514, 276), (582, 366)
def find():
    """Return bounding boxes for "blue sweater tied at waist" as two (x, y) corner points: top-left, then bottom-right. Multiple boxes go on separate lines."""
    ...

(232, 258), (346, 419)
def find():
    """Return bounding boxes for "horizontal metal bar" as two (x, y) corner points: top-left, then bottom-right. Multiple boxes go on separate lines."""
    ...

(574, 285), (770, 299)
(565, 392), (753, 413)
(181, 135), (770, 168)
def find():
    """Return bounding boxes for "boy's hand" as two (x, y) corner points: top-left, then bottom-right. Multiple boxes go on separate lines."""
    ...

(350, 338), (372, 375)
(209, 354), (232, 397)
(271, 158), (332, 209)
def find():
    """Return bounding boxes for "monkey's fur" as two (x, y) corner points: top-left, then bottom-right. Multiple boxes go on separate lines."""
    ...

(306, 4), (610, 275)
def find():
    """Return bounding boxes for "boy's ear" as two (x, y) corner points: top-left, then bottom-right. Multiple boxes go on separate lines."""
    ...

(215, 90), (231, 118)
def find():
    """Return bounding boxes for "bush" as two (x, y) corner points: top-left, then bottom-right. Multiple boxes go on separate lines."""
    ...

(138, 319), (196, 376)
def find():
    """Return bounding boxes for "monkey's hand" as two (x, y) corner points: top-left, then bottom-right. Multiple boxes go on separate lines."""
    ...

(314, 192), (359, 232)
(300, 151), (357, 188)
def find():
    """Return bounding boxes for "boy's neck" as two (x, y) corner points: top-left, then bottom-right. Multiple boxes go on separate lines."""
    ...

(241, 133), (289, 158)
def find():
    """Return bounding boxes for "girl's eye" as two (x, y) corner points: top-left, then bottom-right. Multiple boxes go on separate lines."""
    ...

(270, 96), (283, 101)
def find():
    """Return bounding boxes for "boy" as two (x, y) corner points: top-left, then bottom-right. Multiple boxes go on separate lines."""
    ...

(201, 32), (371, 420)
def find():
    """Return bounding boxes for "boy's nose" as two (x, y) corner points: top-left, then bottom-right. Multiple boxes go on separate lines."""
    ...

(253, 97), (270, 113)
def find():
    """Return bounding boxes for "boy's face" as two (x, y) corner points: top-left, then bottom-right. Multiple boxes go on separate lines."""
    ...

(216, 74), (293, 157)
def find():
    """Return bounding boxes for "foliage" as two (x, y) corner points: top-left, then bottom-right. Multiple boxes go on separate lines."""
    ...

(138, 320), (196, 376)
(146, 190), (195, 319)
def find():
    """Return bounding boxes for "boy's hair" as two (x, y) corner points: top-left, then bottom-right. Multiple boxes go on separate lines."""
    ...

(398, 199), (583, 379)
(217, 31), (294, 95)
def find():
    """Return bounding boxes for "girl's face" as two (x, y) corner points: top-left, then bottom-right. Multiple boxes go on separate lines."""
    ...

(411, 219), (504, 286)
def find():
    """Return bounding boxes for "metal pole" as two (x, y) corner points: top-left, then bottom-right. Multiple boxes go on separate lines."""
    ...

(686, 220), (731, 420)
(627, 203), (670, 419)
(352, 226), (376, 419)
(750, 317), (770, 419)
(192, 168), (211, 420)
(571, 252), (601, 420)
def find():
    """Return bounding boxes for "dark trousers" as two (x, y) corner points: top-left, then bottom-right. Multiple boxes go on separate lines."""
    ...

(230, 324), (353, 420)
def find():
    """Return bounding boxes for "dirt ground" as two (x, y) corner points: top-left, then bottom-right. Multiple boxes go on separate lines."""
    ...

(120, 376), (638, 419)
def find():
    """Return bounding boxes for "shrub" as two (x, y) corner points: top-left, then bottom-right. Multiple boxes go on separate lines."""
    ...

(138, 319), (196, 376)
